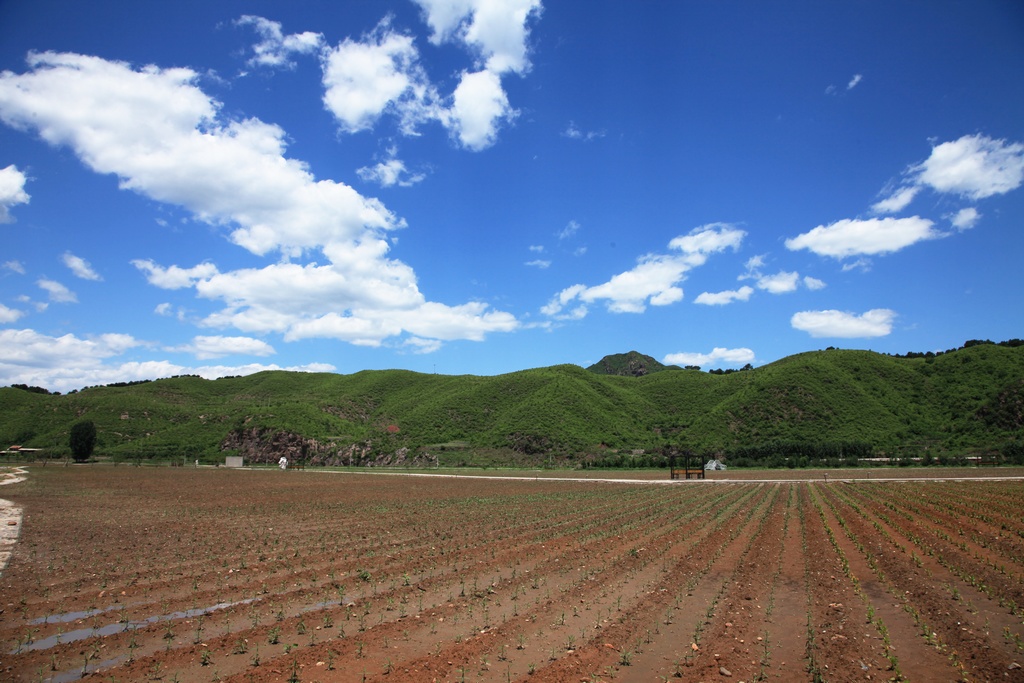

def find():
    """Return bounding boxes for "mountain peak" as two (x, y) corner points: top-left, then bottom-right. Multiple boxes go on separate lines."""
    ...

(586, 351), (672, 377)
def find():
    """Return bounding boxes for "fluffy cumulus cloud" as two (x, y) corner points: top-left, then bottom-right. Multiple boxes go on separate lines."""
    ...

(949, 207), (980, 231)
(171, 335), (275, 360)
(0, 52), (402, 256)
(314, 2), (541, 150)
(132, 260), (220, 289)
(914, 134), (1024, 200)
(0, 51), (518, 350)
(873, 134), (1024, 214)
(791, 308), (896, 338)
(755, 270), (800, 294)
(0, 303), (23, 323)
(237, 15), (324, 69)
(321, 20), (439, 135)
(0, 328), (331, 393)
(415, 0), (542, 75)
(62, 252), (102, 281)
(356, 155), (426, 188)
(543, 223), (744, 318)
(415, 0), (541, 149)
(37, 278), (76, 303)
(870, 186), (919, 214)
(785, 217), (939, 259)
(693, 286), (753, 306)
(803, 276), (827, 290)
(449, 68), (515, 150)
(735, 255), (823, 295)
(663, 347), (755, 368)
(0, 164), (30, 223)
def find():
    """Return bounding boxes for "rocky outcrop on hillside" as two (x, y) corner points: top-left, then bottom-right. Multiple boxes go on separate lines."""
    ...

(219, 427), (434, 467)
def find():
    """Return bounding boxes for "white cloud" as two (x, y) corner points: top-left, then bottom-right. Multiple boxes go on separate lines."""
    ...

(562, 121), (605, 141)
(37, 278), (76, 303)
(133, 260), (220, 289)
(185, 253), (517, 346)
(62, 252), (102, 281)
(738, 254), (765, 279)
(663, 347), (754, 368)
(572, 254), (685, 314)
(874, 134), (1024, 214)
(528, 244), (544, 253)
(803, 276), (826, 290)
(914, 134), (1024, 200)
(0, 164), (30, 223)
(525, 259), (550, 269)
(736, 256), (820, 294)
(413, 0), (541, 150)
(414, 0), (542, 75)
(3, 260), (25, 274)
(0, 52), (404, 257)
(668, 222), (745, 254)
(693, 286), (753, 306)
(541, 283), (586, 318)
(403, 336), (443, 354)
(949, 207), (980, 230)
(0, 52), (517, 350)
(847, 73), (863, 90)
(0, 303), (24, 323)
(321, 20), (439, 135)
(356, 156), (426, 187)
(449, 69), (515, 150)
(785, 216), (939, 258)
(756, 270), (799, 294)
(398, 301), (518, 341)
(543, 223), (744, 317)
(317, 7), (539, 151)
(791, 308), (896, 338)
(0, 328), (332, 393)
(558, 220), (580, 240)
(871, 185), (920, 214)
(236, 15), (324, 69)
(172, 335), (275, 360)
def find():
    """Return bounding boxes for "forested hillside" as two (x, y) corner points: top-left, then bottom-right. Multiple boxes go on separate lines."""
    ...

(1, 342), (1022, 467)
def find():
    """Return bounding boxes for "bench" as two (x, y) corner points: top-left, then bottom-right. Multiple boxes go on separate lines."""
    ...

(668, 455), (705, 480)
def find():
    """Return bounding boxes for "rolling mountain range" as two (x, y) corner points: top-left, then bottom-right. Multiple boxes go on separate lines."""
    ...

(1, 342), (1022, 467)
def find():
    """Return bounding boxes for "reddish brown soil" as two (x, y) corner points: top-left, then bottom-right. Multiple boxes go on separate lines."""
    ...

(0, 467), (1021, 682)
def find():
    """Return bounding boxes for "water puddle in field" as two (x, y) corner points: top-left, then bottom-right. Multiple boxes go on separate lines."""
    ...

(14, 597), (260, 653)
(46, 656), (125, 683)
(30, 604), (126, 625)
(20, 594), (359, 682)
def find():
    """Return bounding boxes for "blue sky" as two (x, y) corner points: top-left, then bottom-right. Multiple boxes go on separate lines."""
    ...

(1, 1), (1022, 392)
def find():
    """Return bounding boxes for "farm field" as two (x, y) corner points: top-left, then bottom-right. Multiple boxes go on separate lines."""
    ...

(0, 468), (1022, 682)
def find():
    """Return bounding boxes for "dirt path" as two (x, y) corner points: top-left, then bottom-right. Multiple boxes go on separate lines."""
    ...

(0, 467), (26, 576)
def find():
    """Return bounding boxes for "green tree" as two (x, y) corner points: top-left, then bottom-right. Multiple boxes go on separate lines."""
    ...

(69, 421), (97, 462)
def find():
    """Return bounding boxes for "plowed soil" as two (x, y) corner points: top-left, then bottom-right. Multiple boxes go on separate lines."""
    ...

(0, 467), (1021, 682)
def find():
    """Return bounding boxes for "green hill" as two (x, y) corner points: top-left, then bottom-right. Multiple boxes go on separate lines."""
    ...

(2, 343), (1022, 467)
